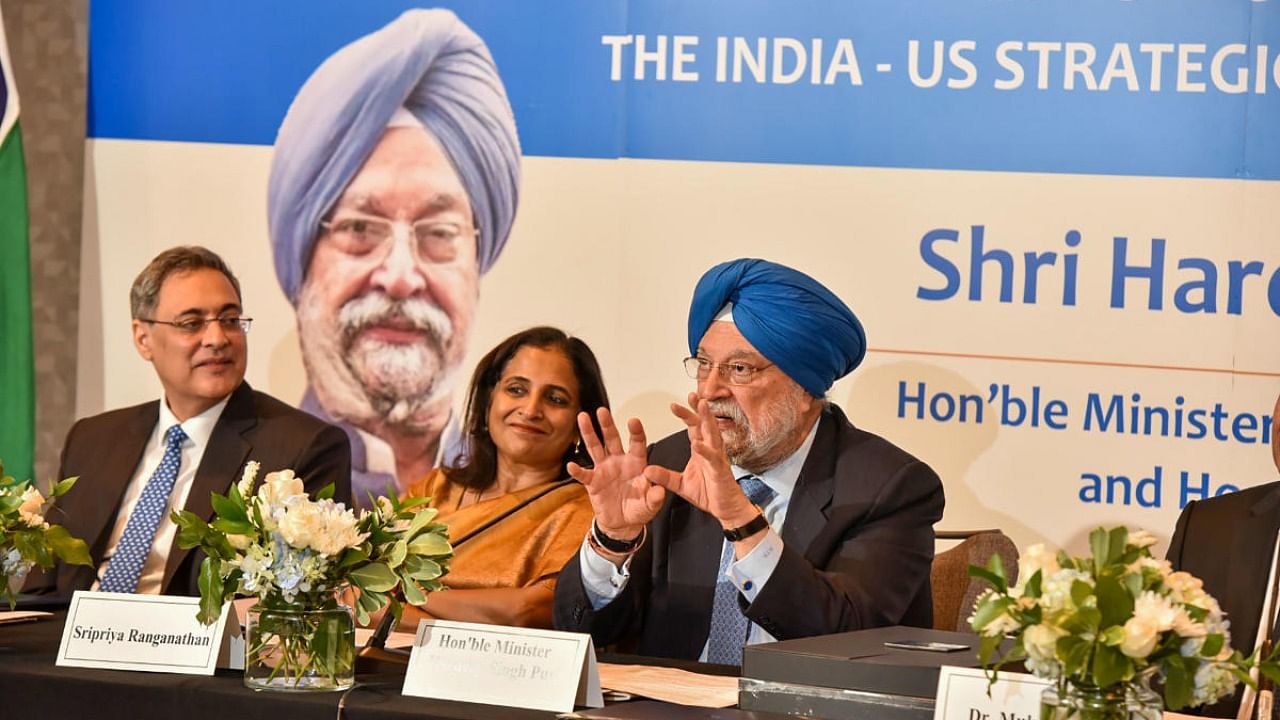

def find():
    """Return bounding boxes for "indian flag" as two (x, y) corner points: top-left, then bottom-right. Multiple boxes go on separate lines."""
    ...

(0, 4), (33, 485)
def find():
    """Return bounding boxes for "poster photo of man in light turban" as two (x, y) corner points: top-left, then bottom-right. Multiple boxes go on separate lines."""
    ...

(268, 9), (521, 510)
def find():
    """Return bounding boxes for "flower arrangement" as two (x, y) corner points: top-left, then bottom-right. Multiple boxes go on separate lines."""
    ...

(171, 461), (452, 689)
(0, 461), (92, 608)
(969, 526), (1279, 712)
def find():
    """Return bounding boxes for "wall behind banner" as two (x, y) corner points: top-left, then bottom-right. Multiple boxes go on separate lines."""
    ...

(79, 0), (1280, 554)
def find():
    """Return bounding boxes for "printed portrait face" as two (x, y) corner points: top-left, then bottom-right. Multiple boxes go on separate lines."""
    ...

(296, 126), (480, 434)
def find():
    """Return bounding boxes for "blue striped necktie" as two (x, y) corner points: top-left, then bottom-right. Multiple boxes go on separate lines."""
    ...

(706, 474), (776, 665)
(100, 424), (188, 593)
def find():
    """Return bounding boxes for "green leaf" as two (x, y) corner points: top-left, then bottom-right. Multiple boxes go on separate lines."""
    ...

(1091, 644), (1131, 688)
(1162, 657), (1193, 710)
(967, 564), (1005, 593)
(1022, 569), (1043, 599)
(51, 476), (78, 497)
(407, 532), (452, 557)
(337, 545), (371, 569)
(402, 556), (442, 581)
(1201, 633), (1224, 658)
(401, 577), (427, 605)
(1063, 606), (1102, 636)
(1057, 635), (1091, 677)
(1123, 570), (1143, 598)
(397, 497), (430, 514)
(1095, 575), (1135, 630)
(44, 525), (91, 566)
(348, 562), (398, 592)
(211, 518), (255, 535)
(315, 483), (336, 501)
(227, 480), (247, 511)
(1100, 625), (1125, 646)
(404, 507), (440, 540)
(1089, 527), (1110, 574)
(210, 491), (248, 523)
(1107, 526), (1128, 563)
(13, 530), (51, 567)
(196, 557), (226, 625)
(386, 540), (408, 569)
(1070, 579), (1093, 608)
(970, 596), (1013, 633)
(977, 634), (1002, 666)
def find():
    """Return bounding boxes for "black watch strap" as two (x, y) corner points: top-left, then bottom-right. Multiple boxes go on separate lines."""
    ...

(723, 513), (769, 541)
(592, 521), (644, 554)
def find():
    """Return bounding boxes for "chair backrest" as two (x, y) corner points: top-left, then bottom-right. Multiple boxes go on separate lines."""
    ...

(931, 530), (1020, 633)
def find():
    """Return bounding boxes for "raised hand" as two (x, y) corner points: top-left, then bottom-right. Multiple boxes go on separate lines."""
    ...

(567, 407), (665, 541)
(644, 393), (757, 528)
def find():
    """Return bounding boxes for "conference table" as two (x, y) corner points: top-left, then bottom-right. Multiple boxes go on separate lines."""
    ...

(0, 612), (787, 720)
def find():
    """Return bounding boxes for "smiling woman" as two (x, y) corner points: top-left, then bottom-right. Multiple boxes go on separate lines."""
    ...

(394, 327), (610, 629)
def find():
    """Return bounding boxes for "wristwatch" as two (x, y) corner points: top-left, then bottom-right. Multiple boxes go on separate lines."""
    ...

(591, 521), (646, 554)
(722, 512), (769, 541)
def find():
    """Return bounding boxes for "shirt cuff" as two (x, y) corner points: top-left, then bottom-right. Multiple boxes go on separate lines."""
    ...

(578, 535), (633, 610)
(725, 529), (784, 602)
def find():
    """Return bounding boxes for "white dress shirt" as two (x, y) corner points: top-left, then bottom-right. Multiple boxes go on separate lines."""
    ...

(578, 416), (822, 660)
(94, 395), (230, 594)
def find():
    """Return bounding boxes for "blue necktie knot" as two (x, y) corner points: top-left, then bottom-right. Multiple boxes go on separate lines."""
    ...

(738, 474), (775, 507)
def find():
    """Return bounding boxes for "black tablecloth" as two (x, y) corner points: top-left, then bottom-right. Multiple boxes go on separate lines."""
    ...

(0, 612), (579, 720)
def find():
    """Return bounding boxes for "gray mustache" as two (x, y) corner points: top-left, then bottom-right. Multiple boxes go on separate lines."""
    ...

(338, 292), (453, 347)
(706, 399), (747, 427)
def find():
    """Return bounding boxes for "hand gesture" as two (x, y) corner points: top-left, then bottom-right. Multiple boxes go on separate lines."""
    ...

(567, 407), (665, 541)
(643, 393), (756, 527)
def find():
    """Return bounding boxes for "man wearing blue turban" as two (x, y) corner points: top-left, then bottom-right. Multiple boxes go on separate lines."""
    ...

(554, 259), (944, 665)
(267, 9), (520, 510)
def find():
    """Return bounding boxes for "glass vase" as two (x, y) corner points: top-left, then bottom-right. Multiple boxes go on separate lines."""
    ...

(1041, 676), (1162, 720)
(244, 600), (355, 691)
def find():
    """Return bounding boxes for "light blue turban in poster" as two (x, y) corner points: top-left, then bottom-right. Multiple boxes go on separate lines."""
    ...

(268, 9), (521, 304)
(687, 259), (867, 398)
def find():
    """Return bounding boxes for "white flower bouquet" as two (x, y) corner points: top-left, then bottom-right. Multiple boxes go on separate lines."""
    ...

(171, 461), (452, 689)
(970, 526), (1279, 712)
(0, 460), (91, 607)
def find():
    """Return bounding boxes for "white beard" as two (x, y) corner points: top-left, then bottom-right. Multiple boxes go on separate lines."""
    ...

(296, 284), (461, 432)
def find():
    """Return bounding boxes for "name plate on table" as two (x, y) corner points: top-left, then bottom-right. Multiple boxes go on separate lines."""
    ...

(403, 619), (604, 712)
(934, 666), (1051, 720)
(56, 591), (244, 674)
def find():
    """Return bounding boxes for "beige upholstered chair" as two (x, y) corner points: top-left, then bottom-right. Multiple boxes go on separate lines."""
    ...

(931, 530), (1020, 633)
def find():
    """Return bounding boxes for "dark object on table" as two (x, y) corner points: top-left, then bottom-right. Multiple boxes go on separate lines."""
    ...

(740, 625), (985, 720)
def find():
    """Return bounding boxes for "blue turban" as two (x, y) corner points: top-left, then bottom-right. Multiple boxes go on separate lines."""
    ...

(268, 9), (521, 304)
(687, 259), (866, 398)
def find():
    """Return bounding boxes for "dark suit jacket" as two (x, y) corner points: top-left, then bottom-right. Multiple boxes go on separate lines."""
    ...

(1167, 481), (1280, 718)
(553, 403), (945, 660)
(27, 382), (352, 598)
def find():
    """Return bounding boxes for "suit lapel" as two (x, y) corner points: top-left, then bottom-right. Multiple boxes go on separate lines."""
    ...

(1227, 487), (1280, 652)
(780, 407), (837, 555)
(85, 404), (158, 554)
(161, 384), (255, 591)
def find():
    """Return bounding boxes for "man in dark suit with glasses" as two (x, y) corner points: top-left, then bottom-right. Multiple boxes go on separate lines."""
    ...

(25, 246), (351, 598)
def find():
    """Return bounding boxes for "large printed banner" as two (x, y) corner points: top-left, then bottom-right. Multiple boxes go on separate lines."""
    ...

(81, 0), (1280, 552)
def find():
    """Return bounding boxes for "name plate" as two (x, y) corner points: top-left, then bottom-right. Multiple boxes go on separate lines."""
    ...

(56, 591), (243, 674)
(934, 666), (1051, 720)
(403, 619), (603, 712)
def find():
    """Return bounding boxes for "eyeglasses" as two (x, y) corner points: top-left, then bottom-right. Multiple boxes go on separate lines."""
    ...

(320, 214), (479, 263)
(682, 356), (773, 385)
(140, 315), (253, 335)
